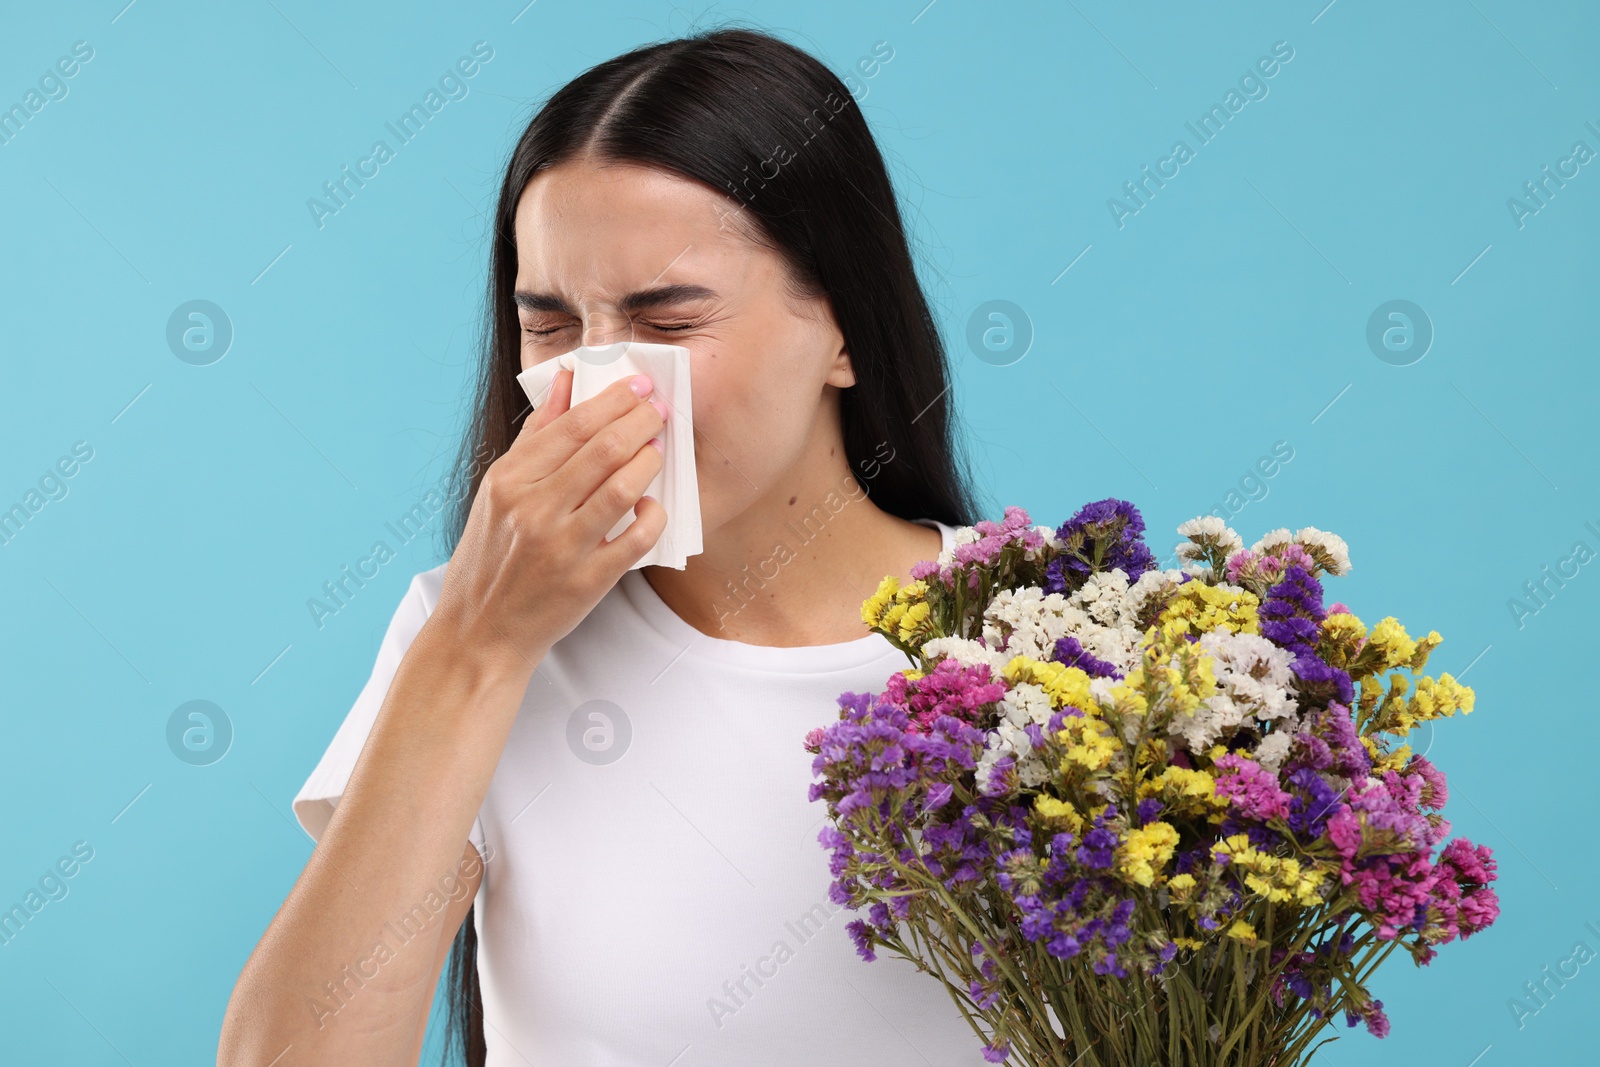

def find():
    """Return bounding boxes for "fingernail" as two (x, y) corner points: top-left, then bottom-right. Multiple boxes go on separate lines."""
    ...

(649, 437), (663, 452)
(650, 399), (668, 419)
(628, 374), (653, 397)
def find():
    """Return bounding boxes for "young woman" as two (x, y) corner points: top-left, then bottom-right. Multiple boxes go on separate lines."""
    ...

(220, 26), (987, 1067)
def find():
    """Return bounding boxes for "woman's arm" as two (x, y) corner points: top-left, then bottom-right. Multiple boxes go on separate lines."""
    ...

(219, 366), (667, 1064)
(217, 625), (528, 1066)
(405, 851), (482, 1066)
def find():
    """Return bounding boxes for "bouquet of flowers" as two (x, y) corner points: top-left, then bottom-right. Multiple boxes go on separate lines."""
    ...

(805, 501), (1498, 1066)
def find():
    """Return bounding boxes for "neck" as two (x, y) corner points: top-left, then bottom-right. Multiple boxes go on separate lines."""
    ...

(640, 440), (940, 648)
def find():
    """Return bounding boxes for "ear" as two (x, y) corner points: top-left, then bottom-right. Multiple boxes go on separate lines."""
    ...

(824, 342), (856, 389)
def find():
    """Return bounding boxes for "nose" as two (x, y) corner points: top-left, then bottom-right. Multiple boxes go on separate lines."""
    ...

(580, 317), (631, 348)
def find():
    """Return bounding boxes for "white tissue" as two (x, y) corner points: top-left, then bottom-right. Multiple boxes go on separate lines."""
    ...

(514, 342), (702, 570)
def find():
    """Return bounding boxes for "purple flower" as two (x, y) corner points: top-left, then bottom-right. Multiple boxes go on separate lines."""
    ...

(1258, 563), (1354, 706)
(1136, 798), (1164, 827)
(1044, 498), (1156, 594)
(1052, 634), (1123, 679)
(1346, 998), (1391, 1038)
(1076, 826), (1118, 870)
(1286, 768), (1342, 840)
(846, 919), (877, 962)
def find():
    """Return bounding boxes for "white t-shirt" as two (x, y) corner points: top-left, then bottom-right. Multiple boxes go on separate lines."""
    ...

(294, 517), (991, 1066)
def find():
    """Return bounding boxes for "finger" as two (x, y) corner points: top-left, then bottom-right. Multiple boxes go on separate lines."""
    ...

(552, 391), (666, 515)
(593, 491), (670, 572)
(515, 364), (573, 445)
(572, 434), (666, 547)
(527, 373), (664, 489)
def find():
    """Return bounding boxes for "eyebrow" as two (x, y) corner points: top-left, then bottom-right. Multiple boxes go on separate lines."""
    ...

(513, 283), (719, 316)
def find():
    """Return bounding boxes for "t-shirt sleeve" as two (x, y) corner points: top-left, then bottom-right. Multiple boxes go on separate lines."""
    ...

(291, 571), (487, 857)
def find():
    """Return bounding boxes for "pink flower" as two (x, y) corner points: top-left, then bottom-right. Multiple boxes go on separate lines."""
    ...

(885, 658), (1005, 735)
(1224, 549), (1258, 584)
(1457, 887), (1501, 935)
(1406, 754), (1449, 809)
(1326, 806), (1363, 864)
(1438, 838), (1497, 885)
(1214, 752), (1292, 822)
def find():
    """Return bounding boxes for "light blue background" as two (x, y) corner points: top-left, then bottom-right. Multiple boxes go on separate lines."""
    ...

(1, 1), (1594, 1063)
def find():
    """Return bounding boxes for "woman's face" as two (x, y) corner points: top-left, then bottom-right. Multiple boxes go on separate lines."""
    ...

(511, 155), (856, 540)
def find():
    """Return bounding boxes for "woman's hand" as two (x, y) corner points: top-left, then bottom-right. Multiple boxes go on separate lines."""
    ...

(433, 366), (669, 675)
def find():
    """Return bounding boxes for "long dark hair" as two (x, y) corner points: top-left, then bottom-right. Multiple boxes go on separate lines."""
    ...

(437, 23), (982, 1065)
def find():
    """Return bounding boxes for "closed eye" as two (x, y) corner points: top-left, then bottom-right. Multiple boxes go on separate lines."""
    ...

(520, 321), (696, 336)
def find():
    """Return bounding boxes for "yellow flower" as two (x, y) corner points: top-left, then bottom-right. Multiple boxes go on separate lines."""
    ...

(1158, 582), (1261, 637)
(1119, 624), (1219, 729)
(1034, 794), (1084, 835)
(1213, 832), (1252, 858)
(1366, 617), (1417, 672)
(1167, 874), (1197, 893)
(1322, 611), (1368, 642)
(1172, 935), (1204, 950)
(1410, 629), (1444, 672)
(1003, 656), (1096, 713)
(1410, 672), (1474, 720)
(1138, 766), (1225, 819)
(894, 578), (929, 604)
(1364, 737), (1412, 774)
(1317, 612), (1368, 672)
(860, 575), (899, 627)
(1058, 716), (1118, 772)
(1214, 834), (1326, 906)
(1116, 821), (1180, 887)
(1226, 920), (1258, 942)
(1102, 678), (1149, 720)
(897, 602), (932, 643)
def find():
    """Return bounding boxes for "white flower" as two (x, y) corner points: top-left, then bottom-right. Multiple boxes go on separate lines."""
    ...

(1070, 568), (1132, 628)
(975, 681), (1058, 793)
(1124, 567), (1185, 624)
(1252, 730), (1296, 774)
(974, 743), (1010, 796)
(979, 577), (1147, 674)
(1169, 631), (1298, 755)
(1249, 528), (1293, 555)
(1000, 680), (1054, 729)
(1170, 693), (1240, 754)
(1175, 516), (1243, 565)
(1294, 526), (1352, 576)
(981, 587), (1074, 662)
(1201, 630), (1298, 721)
(1023, 524), (1063, 560)
(1177, 515), (1230, 539)
(920, 636), (1010, 675)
